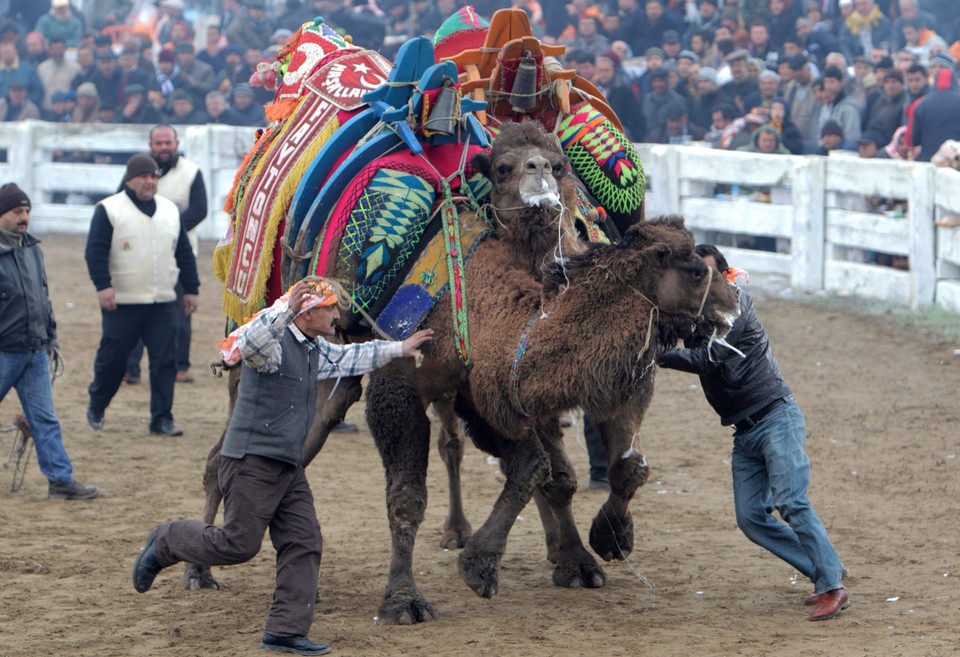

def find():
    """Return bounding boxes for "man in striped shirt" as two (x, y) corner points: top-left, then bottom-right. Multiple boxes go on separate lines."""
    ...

(132, 277), (432, 656)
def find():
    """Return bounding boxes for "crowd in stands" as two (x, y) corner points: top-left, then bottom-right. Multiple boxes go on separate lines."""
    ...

(1, 0), (959, 164)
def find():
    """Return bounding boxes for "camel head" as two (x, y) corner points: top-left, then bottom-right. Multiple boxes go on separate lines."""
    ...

(542, 215), (741, 339)
(471, 121), (582, 259)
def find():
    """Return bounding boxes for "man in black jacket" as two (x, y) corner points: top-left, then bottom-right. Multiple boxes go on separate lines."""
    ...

(658, 244), (849, 622)
(0, 183), (98, 500)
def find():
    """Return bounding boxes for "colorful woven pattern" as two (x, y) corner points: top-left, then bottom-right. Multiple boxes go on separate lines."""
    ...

(337, 167), (437, 311)
(555, 103), (645, 217)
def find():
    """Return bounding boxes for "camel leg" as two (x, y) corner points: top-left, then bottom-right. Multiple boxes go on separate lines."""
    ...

(588, 391), (653, 562)
(432, 395), (472, 549)
(301, 375), (363, 467)
(455, 410), (551, 598)
(182, 364), (242, 590)
(536, 421), (607, 589)
(365, 366), (436, 624)
(531, 489), (561, 563)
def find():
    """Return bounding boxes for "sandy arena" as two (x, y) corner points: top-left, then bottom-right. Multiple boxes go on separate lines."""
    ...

(1, 235), (959, 657)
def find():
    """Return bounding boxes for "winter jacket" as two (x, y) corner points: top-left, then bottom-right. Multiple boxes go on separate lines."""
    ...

(863, 90), (906, 145)
(912, 69), (960, 162)
(0, 231), (57, 353)
(657, 289), (792, 427)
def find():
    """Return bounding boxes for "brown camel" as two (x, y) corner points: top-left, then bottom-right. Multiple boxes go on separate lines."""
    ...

(363, 212), (739, 623)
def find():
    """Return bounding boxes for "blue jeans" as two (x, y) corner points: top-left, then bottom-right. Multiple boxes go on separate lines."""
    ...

(0, 350), (74, 484)
(731, 398), (844, 594)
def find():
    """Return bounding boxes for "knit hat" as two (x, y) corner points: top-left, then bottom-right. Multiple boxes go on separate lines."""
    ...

(929, 52), (955, 68)
(821, 120), (843, 138)
(696, 67), (718, 83)
(232, 82), (254, 97)
(124, 153), (160, 181)
(0, 183), (30, 216)
(76, 82), (99, 99)
(645, 47), (666, 61)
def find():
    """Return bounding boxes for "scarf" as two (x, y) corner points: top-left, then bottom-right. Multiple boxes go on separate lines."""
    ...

(0, 225), (23, 248)
(155, 65), (180, 95)
(218, 280), (339, 366)
(845, 5), (884, 36)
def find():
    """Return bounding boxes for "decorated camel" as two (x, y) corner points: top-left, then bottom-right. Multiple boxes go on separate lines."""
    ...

(189, 10), (740, 617)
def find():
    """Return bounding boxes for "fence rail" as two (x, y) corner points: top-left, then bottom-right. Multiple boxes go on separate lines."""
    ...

(0, 121), (248, 240)
(4, 121), (959, 314)
(637, 143), (960, 313)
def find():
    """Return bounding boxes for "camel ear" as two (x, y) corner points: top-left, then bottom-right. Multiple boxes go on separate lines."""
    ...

(471, 151), (492, 178)
(656, 243), (672, 262)
(622, 223), (646, 247)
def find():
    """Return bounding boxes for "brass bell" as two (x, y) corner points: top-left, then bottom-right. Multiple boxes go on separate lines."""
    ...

(423, 76), (458, 136)
(509, 52), (538, 112)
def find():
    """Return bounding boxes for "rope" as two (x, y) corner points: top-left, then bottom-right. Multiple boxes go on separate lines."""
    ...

(508, 310), (541, 417)
(696, 265), (713, 317)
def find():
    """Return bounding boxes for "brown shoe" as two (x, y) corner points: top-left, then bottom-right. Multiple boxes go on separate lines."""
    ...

(808, 588), (849, 621)
(175, 370), (194, 383)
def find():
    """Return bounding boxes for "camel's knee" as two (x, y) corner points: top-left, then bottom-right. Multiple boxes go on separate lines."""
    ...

(540, 469), (577, 507)
(502, 444), (551, 492)
(609, 449), (649, 498)
(386, 483), (427, 529)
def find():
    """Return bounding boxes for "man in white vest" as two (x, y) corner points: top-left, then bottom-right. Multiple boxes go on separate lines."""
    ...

(85, 153), (200, 436)
(125, 124), (208, 385)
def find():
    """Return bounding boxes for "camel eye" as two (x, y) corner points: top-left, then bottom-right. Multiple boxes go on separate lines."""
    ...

(497, 164), (511, 176)
(552, 162), (564, 175)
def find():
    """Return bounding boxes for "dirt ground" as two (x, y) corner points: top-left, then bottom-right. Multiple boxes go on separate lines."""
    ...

(2, 235), (959, 657)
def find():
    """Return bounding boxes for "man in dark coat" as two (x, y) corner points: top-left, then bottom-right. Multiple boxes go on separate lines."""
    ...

(658, 244), (850, 623)
(0, 183), (99, 501)
(862, 68), (906, 145)
(912, 68), (960, 162)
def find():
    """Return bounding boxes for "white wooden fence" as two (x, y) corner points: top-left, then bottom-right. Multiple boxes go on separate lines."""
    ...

(3, 121), (959, 313)
(637, 143), (960, 313)
(0, 121), (249, 242)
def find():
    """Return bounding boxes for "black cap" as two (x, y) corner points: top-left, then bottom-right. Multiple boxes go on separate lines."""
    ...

(662, 30), (680, 45)
(175, 41), (195, 54)
(858, 130), (884, 146)
(665, 101), (687, 120)
(0, 183), (31, 216)
(787, 54), (808, 70)
(124, 153), (160, 181)
(821, 120), (843, 138)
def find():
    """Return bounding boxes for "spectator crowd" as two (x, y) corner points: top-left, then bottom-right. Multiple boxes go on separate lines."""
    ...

(1, 0), (960, 163)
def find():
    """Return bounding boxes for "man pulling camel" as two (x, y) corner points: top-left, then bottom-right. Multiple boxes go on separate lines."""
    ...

(131, 276), (433, 656)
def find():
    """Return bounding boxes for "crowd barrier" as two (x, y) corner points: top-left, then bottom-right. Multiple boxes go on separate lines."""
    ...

(0, 121), (248, 243)
(3, 121), (959, 313)
(636, 143), (960, 313)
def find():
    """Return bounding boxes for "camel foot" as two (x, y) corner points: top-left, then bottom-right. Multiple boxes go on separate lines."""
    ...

(378, 587), (438, 625)
(589, 506), (635, 562)
(439, 522), (472, 550)
(552, 546), (607, 589)
(181, 563), (220, 591)
(457, 542), (501, 598)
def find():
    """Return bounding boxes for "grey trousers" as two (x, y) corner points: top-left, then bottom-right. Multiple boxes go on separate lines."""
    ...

(155, 455), (322, 636)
